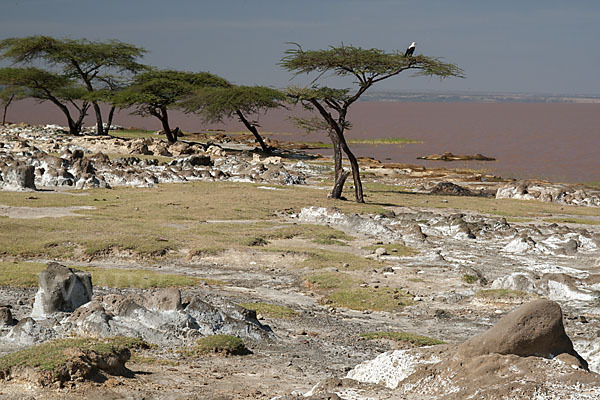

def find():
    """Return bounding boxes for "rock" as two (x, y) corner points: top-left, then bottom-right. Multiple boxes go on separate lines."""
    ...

(496, 180), (600, 207)
(0, 306), (16, 327)
(457, 299), (588, 369)
(1, 163), (36, 191)
(375, 247), (388, 257)
(429, 182), (473, 196)
(142, 288), (183, 311)
(31, 262), (93, 319)
(417, 152), (495, 161)
(184, 154), (212, 166)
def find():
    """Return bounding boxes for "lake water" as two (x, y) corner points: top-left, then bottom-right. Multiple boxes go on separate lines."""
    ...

(7, 100), (600, 183)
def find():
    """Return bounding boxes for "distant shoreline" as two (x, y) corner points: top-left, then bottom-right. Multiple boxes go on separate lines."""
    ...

(5, 100), (600, 183)
(361, 91), (600, 103)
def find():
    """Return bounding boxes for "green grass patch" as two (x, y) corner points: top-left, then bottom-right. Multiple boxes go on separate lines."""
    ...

(0, 179), (596, 264)
(266, 224), (354, 246)
(544, 217), (600, 226)
(0, 261), (206, 289)
(269, 247), (376, 271)
(305, 271), (411, 312)
(581, 182), (600, 190)
(347, 138), (422, 145)
(475, 289), (532, 300)
(362, 243), (416, 256)
(182, 335), (249, 357)
(360, 331), (444, 346)
(238, 302), (298, 319)
(0, 336), (146, 373)
(462, 274), (478, 284)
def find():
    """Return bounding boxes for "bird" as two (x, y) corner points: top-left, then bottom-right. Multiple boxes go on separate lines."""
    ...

(404, 42), (416, 57)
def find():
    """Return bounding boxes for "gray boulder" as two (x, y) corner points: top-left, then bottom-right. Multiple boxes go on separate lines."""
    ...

(1, 163), (36, 191)
(31, 262), (92, 319)
(0, 306), (16, 327)
(457, 299), (588, 370)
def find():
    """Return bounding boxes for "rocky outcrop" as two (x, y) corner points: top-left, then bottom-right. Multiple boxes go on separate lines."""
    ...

(66, 290), (273, 344)
(496, 180), (600, 207)
(0, 306), (16, 327)
(340, 300), (598, 399)
(0, 124), (310, 191)
(457, 299), (587, 368)
(30, 263), (93, 319)
(428, 181), (473, 196)
(417, 152), (495, 161)
(0, 162), (36, 191)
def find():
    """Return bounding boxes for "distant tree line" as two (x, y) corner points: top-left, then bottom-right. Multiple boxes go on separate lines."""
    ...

(0, 35), (463, 202)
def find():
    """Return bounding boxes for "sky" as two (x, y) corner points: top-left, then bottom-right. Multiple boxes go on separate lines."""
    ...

(1, 0), (599, 95)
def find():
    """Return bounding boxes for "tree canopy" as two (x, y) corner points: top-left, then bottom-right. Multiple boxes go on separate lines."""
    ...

(281, 43), (464, 202)
(112, 69), (229, 143)
(0, 67), (90, 134)
(0, 35), (147, 134)
(181, 85), (286, 153)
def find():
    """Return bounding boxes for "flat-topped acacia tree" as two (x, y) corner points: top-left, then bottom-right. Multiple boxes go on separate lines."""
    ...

(0, 67), (90, 135)
(0, 36), (147, 135)
(113, 69), (229, 143)
(281, 43), (464, 202)
(181, 85), (286, 154)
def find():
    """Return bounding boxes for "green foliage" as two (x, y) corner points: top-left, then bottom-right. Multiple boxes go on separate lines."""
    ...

(281, 43), (464, 80)
(113, 69), (229, 116)
(0, 336), (146, 372)
(0, 67), (86, 103)
(0, 35), (147, 133)
(183, 85), (286, 123)
(360, 331), (445, 346)
(0, 36), (146, 75)
(462, 274), (479, 284)
(183, 335), (249, 357)
(238, 302), (298, 319)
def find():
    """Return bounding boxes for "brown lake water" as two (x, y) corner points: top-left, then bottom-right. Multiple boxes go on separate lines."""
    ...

(7, 100), (600, 183)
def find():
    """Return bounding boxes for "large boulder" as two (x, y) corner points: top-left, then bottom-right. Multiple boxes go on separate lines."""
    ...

(0, 306), (16, 327)
(31, 263), (92, 319)
(1, 163), (36, 191)
(343, 300), (598, 399)
(457, 299), (587, 369)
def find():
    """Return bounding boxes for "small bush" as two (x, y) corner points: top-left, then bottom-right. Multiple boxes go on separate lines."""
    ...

(360, 331), (445, 347)
(182, 335), (249, 357)
(462, 274), (478, 284)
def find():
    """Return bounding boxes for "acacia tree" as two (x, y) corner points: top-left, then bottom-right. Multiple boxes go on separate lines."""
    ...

(281, 44), (464, 202)
(181, 85), (286, 154)
(0, 84), (26, 125)
(113, 69), (229, 143)
(0, 67), (90, 135)
(0, 36), (147, 135)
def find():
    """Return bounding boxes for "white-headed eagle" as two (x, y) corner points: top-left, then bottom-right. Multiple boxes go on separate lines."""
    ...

(404, 42), (416, 57)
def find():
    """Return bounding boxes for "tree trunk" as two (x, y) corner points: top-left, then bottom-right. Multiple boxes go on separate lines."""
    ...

(327, 130), (344, 199)
(74, 102), (89, 136)
(336, 131), (364, 203)
(2, 94), (15, 125)
(103, 105), (116, 135)
(91, 101), (104, 135)
(236, 109), (271, 154)
(329, 169), (350, 199)
(159, 107), (176, 144)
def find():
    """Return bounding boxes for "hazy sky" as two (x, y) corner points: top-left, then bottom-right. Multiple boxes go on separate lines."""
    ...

(1, 0), (599, 95)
